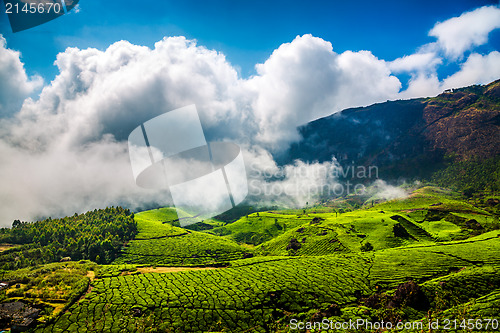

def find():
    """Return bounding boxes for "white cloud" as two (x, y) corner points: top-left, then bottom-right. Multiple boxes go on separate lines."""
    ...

(390, 52), (442, 73)
(397, 51), (500, 98)
(0, 135), (166, 225)
(0, 36), (42, 117)
(336, 50), (401, 104)
(246, 34), (401, 148)
(10, 37), (243, 150)
(0, 36), (245, 225)
(366, 180), (408, 201)
(399, 74), (442, 99)
(0, 34), (403, 224)
(429, 5), (500, 59)
(244, 146), (343, 208)
(442, 51), (500, 89)
(391, 5), (500, 98)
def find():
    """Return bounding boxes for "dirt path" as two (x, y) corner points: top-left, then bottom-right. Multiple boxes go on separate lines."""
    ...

(0, 244), (17, 252)
(86, 271), (95, 281)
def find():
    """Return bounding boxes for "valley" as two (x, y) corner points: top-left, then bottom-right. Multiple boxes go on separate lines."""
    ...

(0, 185), (498, 332)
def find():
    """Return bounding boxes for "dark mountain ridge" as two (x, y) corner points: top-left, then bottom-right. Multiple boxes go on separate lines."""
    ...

(286, 79), (500, 184)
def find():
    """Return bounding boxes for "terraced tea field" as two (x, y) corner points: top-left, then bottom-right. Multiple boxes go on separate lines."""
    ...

(41, 233), (500, 332)
(7, 186), (498, 332)
(114, 209), (252, 267)
(254, 210), (425, 256)
(209, 212), (313, 245)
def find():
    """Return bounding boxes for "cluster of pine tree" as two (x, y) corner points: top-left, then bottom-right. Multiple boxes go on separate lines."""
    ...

(0, 207), (137, 269)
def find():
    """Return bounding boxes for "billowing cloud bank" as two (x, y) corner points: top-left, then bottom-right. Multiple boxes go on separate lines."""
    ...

(0, 5), (499, 225)
(0, 38), (42, 117)
(394, 5), (500, 98)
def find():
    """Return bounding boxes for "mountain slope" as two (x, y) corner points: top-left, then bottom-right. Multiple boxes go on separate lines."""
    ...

(286, 79), (500, 183)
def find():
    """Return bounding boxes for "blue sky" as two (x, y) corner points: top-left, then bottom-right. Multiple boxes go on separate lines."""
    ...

(1, 0), (499, 80)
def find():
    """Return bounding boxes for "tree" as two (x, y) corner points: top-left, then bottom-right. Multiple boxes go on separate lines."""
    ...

(360, 242), (374, 252)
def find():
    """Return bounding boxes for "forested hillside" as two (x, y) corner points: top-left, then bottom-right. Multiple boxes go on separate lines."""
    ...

(287, 80), (500, 188)
(0, 207), (137, 269)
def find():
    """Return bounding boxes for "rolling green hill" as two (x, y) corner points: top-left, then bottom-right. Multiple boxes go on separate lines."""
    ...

(226, 187), (499, 257)
(40, 233), (500, 332)
(112, 208), (252, 267)
(208, 212), (311, 245)
(0, 186), (498, 332)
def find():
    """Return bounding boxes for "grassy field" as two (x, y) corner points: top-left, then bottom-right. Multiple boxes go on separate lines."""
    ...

(0, 186), (498, 332)
(113, 209), (252, 267)
(29, 186), (499, 332)
(40, 234), (500, 332)
(0, 261), (98, 325)
(254, 210), (426, 256)
(208, 212), (312, 245)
